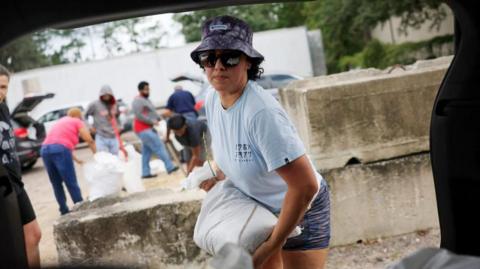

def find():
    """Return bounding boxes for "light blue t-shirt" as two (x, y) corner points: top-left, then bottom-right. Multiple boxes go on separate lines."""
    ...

(205, 80), (323, 213)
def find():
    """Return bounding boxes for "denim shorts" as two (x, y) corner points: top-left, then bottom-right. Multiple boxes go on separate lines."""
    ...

(283, 179), (331, 251)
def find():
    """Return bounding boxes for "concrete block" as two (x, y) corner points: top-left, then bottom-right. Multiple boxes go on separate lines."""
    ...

(325, 153), (439, 246)
(280, 57), (452, 170)
(54, 189), (208, 268)
(54, 156), (438, 266)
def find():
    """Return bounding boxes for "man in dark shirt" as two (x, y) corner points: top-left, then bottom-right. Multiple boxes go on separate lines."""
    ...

(167, 115), (209, 174)
(0, 64), (41, 267)
(163, 85), (198, 121)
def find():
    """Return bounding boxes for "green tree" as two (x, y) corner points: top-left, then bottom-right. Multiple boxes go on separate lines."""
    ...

(1, 16), (169, 72)
(0, 34), (50, 72)
(304, 0), (446, 73)
(174, 0), (446, 74)
(173, 3), (307, 42)
(35, 28), (88, 63)
(112, 17), (167, 53)
(102, 23), (123, 57)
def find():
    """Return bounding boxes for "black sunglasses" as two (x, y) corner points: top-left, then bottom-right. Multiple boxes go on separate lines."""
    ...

(198, 50), (243, 68)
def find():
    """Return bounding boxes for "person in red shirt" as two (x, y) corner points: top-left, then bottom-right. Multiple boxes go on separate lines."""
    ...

(132, 81), (178, 178)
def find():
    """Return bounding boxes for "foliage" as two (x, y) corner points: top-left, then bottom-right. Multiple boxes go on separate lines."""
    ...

(0, 34), (50, 72)
(173, 3), (307, 42)
(303, 0), (446, 73)
(0, 16), (167, 72)
(2, 0), (449, 73)
(174, 0), (446, 74)
(105, 17), (166, 53)
(338, 34), (454, 71)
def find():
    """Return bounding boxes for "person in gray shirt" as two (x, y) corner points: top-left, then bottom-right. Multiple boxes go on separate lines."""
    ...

(85, 85), (121, 155)
(132, 81), (178, 178)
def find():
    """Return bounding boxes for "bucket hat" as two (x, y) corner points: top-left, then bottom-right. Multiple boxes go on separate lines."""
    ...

(190, 16), (264, 64)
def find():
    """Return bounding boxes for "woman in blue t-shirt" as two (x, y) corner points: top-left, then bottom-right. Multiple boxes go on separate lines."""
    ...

(190, 16), (331, 269)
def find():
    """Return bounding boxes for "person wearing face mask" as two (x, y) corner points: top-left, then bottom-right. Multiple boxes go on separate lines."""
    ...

(132, 81), (178, 178)
(85, 85), (122, 155)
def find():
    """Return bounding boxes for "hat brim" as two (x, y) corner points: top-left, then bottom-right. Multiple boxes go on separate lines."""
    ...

(190, 34), (264, 64)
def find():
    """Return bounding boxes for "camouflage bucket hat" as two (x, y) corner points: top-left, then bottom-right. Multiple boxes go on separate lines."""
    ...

(190, 16), (264, 64)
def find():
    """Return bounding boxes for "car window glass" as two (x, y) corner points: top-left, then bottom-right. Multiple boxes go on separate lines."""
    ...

(43, 110), (62, 122)
(37, 115), (46, 124)
(59, 109), (68, 118)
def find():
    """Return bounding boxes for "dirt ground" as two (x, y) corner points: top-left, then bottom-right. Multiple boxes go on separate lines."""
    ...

(326, 228), (440, 268)
(21, 143), (440, 268)
(22, 144), (186, 267)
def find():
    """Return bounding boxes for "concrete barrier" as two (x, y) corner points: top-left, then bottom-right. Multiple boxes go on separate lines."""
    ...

(54, 155), (438, 267)
(54, 189), (209, 268)
(280, 56), (452, 170)
(54, 57), (449, 266)
(325, 153), (438, 246)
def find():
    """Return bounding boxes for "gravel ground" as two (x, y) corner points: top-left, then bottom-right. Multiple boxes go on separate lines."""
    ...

(327, 228), (440, 269)
(22, 144), (185, 266)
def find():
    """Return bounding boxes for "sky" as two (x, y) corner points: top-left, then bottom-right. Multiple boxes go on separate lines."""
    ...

(49, 13), (186, 62)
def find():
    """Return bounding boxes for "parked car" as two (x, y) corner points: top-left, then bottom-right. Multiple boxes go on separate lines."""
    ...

(256, 73), (303, 100)
(170, 73), (303, 117)
(35, 101), (89, 135)
(36, 99), (132, 143)
(11, 93), (54, 170)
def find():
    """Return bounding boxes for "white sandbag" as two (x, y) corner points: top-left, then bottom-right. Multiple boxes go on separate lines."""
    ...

(181, 162), (215, 190)
(149, 159), (166, 174)
(122, 145), (145, 193)
(154, 121), (184, 152)
(194, 180), (278, 255)
(83, 152), (124, 201)
(194, 180), (302, 255)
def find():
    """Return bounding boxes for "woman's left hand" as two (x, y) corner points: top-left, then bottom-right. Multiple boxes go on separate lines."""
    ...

(199, 178), (217, 192)
(252, 239), (282, 269)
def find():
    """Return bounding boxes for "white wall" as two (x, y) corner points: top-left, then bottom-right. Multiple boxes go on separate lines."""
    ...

(7, 26), (314, 117)
(371, 4), (454, 44)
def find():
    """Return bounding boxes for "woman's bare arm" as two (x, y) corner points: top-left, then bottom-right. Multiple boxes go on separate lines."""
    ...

(79, 126), (96, 154)
(253, 155), (319, 267)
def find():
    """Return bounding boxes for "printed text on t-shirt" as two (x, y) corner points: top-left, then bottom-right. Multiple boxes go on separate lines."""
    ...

(234, 143), (252, 162)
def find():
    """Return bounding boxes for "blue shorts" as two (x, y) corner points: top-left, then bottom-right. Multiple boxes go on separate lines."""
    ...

(283, 179), (331, 251)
